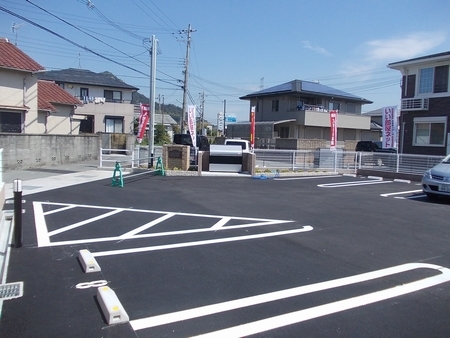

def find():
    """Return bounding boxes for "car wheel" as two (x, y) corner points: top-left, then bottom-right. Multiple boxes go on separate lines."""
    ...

(426, 193), (439, 200)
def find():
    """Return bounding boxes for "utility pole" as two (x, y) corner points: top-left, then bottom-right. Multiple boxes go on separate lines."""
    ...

(148, 35), (157, 167)
(162, 95), (165, 128)
(158, 94), (162, 122)
(199, 92), (205, 135)
(180, 24), (196, 134)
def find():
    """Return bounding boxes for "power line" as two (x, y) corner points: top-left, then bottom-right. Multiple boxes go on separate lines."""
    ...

(0, 5), (183, 90)
(26, 0), (150, 69)
(78, 0), (146, 40)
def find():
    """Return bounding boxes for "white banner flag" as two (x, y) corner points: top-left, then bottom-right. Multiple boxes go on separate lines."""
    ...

(382, 106), (397, 149)
(188, 105), (197, 148)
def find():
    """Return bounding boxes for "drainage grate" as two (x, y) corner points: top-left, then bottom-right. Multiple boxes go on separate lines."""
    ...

(0, 282), (24, 300)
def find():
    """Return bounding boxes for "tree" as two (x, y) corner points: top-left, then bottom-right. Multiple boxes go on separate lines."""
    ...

(154, 124), (171, 145)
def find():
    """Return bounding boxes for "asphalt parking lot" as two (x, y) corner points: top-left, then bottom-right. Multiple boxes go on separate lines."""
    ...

(1, 172), (450, 337)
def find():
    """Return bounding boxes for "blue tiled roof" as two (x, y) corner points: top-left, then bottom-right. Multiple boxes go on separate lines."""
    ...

(240, 80), (372, 103)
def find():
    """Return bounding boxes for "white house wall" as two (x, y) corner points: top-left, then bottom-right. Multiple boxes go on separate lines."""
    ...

(0, 69), (28, 107)
(63, 84), (133, 103)
(63, 84), (135, 133)
(76, 102), (134, 133)
(0, 69), (39, 133)
(45, 104), (80, 135)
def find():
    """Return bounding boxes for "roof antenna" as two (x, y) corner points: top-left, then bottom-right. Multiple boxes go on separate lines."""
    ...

(11, 22), (25, 46)
(78, 52), (82, 69)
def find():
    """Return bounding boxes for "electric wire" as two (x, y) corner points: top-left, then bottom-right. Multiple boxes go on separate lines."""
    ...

(0, 5), (183, 89)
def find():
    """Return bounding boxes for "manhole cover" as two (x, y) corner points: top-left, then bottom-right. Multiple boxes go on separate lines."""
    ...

(0, 282), (23, 300)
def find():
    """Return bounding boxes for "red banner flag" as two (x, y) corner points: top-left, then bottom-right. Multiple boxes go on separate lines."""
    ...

(137, 103), (149, 144)
(250, 106), (256, 152)
(330, 110), (338, 150)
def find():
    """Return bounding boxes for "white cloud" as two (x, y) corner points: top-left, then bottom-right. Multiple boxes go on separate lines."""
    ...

(301, 40), (332, 56)
(364, 31), (447, 61)
(339, 31), (447, 80)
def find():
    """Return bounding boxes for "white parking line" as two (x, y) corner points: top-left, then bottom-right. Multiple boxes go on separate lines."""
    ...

(274, 175), (341, 181)
(92, 226), (313, 257)
(33, 202), (297, 247)
(318, 180), (392, 188)
(130, 263), (450, 335)
(118, 213), (176, 238)
(380, 189), (422, 197)
(47, 209), (123, 237)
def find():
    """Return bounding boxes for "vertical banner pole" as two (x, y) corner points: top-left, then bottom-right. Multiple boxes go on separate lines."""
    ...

(13, 179), (23, 248)
(250, 106), (256, 152)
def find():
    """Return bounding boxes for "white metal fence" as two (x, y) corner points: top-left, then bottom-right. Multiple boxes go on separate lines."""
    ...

(99, 146), (444, 176)
(254, 149), (444, 175)
(99, 146), (163, 168)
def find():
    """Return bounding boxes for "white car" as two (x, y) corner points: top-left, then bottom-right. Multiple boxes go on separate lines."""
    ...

(422, 154), (450, 200)
(224, 139), (252, 153)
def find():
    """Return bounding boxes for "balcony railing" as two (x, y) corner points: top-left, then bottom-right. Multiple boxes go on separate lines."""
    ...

(296, 104), (328, 112)
(401, 98), (429, 111)
(75, 96), (129, 104)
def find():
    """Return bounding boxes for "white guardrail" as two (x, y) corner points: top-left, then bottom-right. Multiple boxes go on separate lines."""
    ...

(99, 146), (444, 176)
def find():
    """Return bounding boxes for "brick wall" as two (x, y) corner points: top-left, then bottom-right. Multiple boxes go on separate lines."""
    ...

(162, 145), (190, 170)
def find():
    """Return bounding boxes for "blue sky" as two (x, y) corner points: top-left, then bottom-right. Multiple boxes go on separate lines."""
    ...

(1, 0), (449, 123)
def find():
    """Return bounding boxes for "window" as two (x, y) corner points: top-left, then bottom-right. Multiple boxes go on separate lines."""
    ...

(419, 66), (449, 94)
(271, 99), (279, 112)
(328, 102), (340, 110)
(80, 87), (89, 97)
(402, 74), (416, 98)
(104, 90), (122, 103)
(105, 116), (124, 133)
(80, 115), (94, 133)
(0, 112), (22, 133)
(346, 103), (356, 114)
(434, 65), (449, 93)
(413, 116), (447, 146)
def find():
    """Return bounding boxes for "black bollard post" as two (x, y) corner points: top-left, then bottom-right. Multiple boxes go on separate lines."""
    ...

(13, 179), (23, 248)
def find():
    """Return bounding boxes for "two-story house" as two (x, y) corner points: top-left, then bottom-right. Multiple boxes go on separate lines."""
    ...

(236, 79), (374, 148)
(0, 37), (45, 133)
(388, 51), (450, 155)
(0, 38), (85, 134)
(38, 68), (139, 134)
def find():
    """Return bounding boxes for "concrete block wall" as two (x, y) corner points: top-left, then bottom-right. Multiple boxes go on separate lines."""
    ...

(0, 134), (100, 170)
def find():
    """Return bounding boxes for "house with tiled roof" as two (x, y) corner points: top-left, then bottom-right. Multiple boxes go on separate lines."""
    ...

(37, 80), (83, 134)
(0, 38), (84, 134)
(0, 37), (45, 133)
(233, 80), (375, 148)
(388, 51), (450, 155)
(38, 68), (139, 134)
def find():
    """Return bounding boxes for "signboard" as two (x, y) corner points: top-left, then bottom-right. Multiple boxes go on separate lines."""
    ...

(217, 112), (224, 132)
(382, 106), (397, 149)
(226, 116), (237, 123)
(329, 110), (338, 150)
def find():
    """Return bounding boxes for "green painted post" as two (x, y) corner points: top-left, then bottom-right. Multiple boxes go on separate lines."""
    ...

(112, 161), (124, 187)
